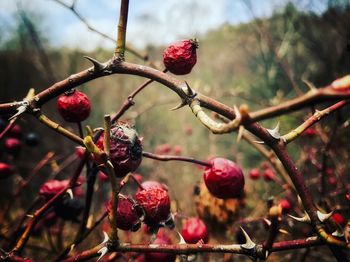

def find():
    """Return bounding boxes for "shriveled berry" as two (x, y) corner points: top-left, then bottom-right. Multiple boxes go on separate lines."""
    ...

(163, 39), (198, 75)
(263, 168), (276, 182)
(203, 157), (245, 199)
(8, 124), (22, 138)
(57, 90), (91, 122)
(139, 181), (166, 191)
(53, 195), (84, 221)
(278, 199), (292, 213)
(96, 122), (142, 177)
(25, 132), (40, 146)
(144, 233), (176, 262)
(39, 179), (69, 200)
(0, 162), (15, 179)
(135, 187), (170, 225)
(182, 217), (209, 244)
(249, 168), (260, 180)
(107, 195), (142, 231)
(4, 137), (21, 155)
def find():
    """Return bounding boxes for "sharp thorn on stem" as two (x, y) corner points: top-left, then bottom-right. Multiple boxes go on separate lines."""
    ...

(170, 100), (187, 111)
(84, 56), (106, 71)
(239, 227), (256, 250)
(96, 247), (108, 262)
(317, 210), (334, 222)
(288, 213), (311, 223)
(266, 121), (281, 139)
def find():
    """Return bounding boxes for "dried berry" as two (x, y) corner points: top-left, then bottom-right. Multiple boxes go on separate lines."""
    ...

(53, 195), (84, 221)
(57, 90), (91, 122)
(107, 195), (142, 231)
(4, 137), (21, 155)
(25, 132), (40, 146)
(139, 180), (166, 191)
(249, 168), (260, 180)
(39, 179), (69, 200)
(144, 233), (176, 262)
(96, 123), (142, 177)
(0, 162), (14, 179)
(182, 217), (209, 244)
(163, 39), (198, 75)
(135, 186), (170, 225)
(203, 157), (245, 199)
(8, 124), (22, 138)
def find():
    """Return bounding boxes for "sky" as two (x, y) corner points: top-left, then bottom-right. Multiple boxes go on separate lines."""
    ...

(0, 0), (328, 51)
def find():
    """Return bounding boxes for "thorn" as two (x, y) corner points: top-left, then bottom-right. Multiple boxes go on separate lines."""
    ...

(332, 230), (344, 238)
(177, 231), (187, 244)
(170, 100), (187, 111)
(278, 229), (290, 235)
(66, 189), (74, 199)
(184, 81), (196, 97)
(263, 218), (271, 226)
(265, 250), (270, 259)
(317, 210), (334, 222)
(9, 104), (27, 120)
(267, 121), (281, 139)
(102, 231), (109, 244)
(84, 56), (106, 71)
(26, 214), (34, 218)
(253, 140), (265, 144)
(236, 126), (245, 143)
(288, 213), (311, 223)
(179, 254), (189, 262)
(96, 247), (108, 261)
(302, 79), (317, 91)
(239, 227), (256, 250)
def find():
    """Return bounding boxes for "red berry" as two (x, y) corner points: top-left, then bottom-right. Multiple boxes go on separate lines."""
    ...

(278, 199), (292, 213)
(0, 162), (14, 179)
(135, 187), (171, 225)
(173, 145), (182, 155)
(249, 168), (260, 180)
(203, 157), (245, 199)
(144, 234), (176, 262)
(98, 171), (109, 182)
(39, 179), (69, 200)
(332, 213), (346, 226)
(301, 128), (317, 137)
(326, 168), (334, 176)
(156, 144), (171, 154)
(328, 177), (337, 186)
(184, 125), (193, 135)
(75, 146), (86, 159)
(57, 90), (91, 122)
(96, 123), (142, 177)
(107, 195), (142, 231)
(4, 137), (21, 155)
(181, 217), (209, 244)
(8, 124), (22, 138)
(163, 39), (198, 75)
(263, 168), (276, 182)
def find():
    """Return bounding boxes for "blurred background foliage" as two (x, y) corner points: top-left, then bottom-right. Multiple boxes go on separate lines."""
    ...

(0, 1), (350, 261)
